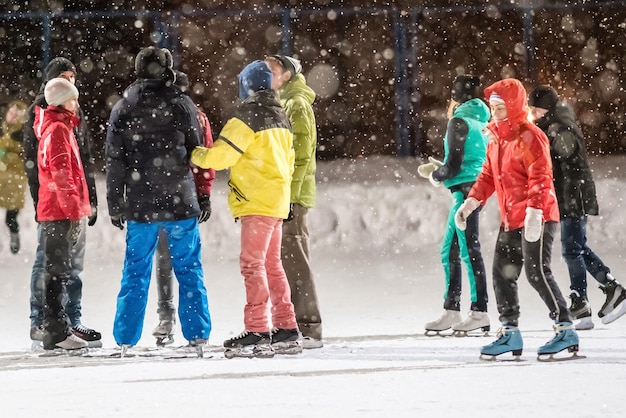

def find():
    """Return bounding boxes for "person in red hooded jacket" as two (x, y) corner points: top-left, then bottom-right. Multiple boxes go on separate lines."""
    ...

(35, 77), (92, 350)
(454, 78), (581, 361)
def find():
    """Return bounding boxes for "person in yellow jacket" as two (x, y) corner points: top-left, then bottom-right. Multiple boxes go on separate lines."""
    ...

(265, 54), (323, 349)
(0, 100), (28, 254)
(191, 60), (301, 358)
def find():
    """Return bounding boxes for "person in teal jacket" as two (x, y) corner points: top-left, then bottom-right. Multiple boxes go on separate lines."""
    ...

(418, 75), (490, 336)
(265, 55), (323, 348)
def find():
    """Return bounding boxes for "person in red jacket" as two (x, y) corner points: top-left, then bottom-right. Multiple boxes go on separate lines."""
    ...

(454, 78), (580, 361)
(35, 77), (92, 350)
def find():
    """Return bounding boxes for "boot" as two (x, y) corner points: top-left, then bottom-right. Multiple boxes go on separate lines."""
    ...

(537, 322), (579, 355)
(480, 325), (523, 359)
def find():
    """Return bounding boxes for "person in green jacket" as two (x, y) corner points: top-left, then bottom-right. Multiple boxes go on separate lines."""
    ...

(418, 75), (490, 336)
(265, 55), (323, 349)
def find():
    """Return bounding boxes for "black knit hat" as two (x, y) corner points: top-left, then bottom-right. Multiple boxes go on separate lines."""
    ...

(451, 75), (481, 103)
(135, 46), (175, 81)
(44, 57), (77, 82)
(529, 86), (559, 112)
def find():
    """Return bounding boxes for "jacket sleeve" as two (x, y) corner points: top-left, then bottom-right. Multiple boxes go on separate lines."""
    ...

(191, 117), (253, 170)
(284, 96), (315, 201)
(191, 109), (216, 196)
(550, 128), (578, 162)
(23, 104), (41, 209)
(521, 128), (554, 210)
(105, 105), (128, 217)
(76, 107), (98, 208)
(46, 125), (82, 218)
(432, 117), (468, 183)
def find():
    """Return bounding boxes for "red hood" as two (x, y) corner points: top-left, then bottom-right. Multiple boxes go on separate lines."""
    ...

(33, 105), (79, 140)
(484, 78), (529, 124)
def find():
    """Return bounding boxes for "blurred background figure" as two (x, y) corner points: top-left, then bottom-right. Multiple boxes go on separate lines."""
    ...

(0, 100), (28, 254)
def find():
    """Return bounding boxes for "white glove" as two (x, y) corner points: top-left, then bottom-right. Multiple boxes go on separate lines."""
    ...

(417, 156), (444, 178)
(454, 197), (480, 231)
(428, 171), (441, 188)
(524, 207), (543, 242)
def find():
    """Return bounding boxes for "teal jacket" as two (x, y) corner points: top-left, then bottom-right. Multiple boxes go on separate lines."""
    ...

(432, 98), (490, 189)
(279, 73), (317, 208)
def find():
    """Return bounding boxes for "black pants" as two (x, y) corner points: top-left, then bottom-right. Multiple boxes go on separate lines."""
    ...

(41, 220), (73, 348)
(5, 209), (19, 233)
(492, 222), (571, 327)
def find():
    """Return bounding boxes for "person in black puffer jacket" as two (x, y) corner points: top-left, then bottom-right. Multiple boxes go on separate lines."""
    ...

(106, 46), (211, 349)
(530, 86), (626, 330)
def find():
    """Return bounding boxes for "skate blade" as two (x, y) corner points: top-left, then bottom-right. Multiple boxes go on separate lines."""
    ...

(271, 341), (303, 355)
(224, 344), (275, 359)
(424, 329), (452, 337)
(600, 301), (626, 325)
(452, 328), (490, 338)
(155, 336), (175, 346)
(537, 346), (586, 362)
(479, 353), (523, 362)
(39, 347), (89, 358)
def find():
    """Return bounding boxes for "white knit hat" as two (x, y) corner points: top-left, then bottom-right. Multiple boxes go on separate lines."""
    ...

(489, 93), (505, 105)
(44, 77), (79, 106)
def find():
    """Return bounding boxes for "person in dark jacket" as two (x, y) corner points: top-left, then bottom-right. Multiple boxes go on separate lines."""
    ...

(106, 46), (211, 351)
(529, 86), (626, 330)
(23, 57), (101, 347)
(418, 75), (490, 336)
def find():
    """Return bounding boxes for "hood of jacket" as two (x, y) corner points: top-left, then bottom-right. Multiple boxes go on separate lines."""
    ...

(453, 97), (490, 125)
(279, 73), (316, 105)
(484, 78), (529, 125)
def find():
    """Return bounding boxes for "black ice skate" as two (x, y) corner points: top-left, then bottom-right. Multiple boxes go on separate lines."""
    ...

(270, 328), (303, 355)
(598, 276), (626, 325)
(223, 330), (274, 359)
(152, 319), (176, 346)
(568, 292), (594, 330)
(71, 324), (103, 348)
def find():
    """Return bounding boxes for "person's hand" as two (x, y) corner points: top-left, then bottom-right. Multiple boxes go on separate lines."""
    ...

(68, 220), (82, 245)
(417, 156), (444, 179)
(524, 207), (543, 242)
(111, 214), (126, 230)
(198, 195), (212, 223)
(284, 204), (294, 222)
(454, 197), (480, 231)
(87, 205), (98, 226)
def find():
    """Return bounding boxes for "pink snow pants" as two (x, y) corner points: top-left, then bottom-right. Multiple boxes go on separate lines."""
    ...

(240, 215), (297, 332)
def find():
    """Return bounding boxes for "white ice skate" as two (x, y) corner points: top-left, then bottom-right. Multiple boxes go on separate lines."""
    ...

(424, 310), (462, 336)
(451, 311), (490, 337)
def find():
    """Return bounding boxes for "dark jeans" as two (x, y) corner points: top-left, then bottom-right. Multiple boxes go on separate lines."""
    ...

(561, 216), (610, 298)
(492, 222), (571, 327)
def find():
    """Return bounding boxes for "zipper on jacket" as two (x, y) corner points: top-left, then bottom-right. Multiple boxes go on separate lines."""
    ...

(228, 181), (249, 202)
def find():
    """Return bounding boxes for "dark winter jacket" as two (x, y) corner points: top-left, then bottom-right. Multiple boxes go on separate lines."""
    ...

(105, 79), (202, 222)
(535, 103), (598, 218)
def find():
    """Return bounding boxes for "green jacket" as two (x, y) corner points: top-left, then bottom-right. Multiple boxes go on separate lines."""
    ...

(279, 73), (317, 208)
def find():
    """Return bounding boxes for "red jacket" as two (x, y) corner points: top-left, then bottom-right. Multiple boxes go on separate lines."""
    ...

(35, 106), (91, 221)
(468, 79), (559, 230)
(192, 109), (215, 196)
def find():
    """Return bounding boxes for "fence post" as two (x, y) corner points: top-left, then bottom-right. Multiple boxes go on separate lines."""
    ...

(41, 14), (51, 66)
(280, 9), (293, 55)
(522, 6), (536, 83)
(393, 10), (410, 156)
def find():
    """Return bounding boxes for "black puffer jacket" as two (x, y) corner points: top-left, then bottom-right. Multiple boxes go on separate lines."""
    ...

(536, 103), (598, 218)
(105, 79), (202, 222)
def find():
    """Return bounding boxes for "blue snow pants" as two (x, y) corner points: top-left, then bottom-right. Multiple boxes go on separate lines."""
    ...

(113, 218), (211, 346)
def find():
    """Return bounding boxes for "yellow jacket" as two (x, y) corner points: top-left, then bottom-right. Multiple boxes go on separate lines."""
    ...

(191, 90), (294, 219)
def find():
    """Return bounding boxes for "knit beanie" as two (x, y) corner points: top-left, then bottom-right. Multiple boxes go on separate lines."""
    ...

(44, 77), (79, 106)
(272, 55), (302, 80)
(135, 46), (175, 81)
(238, 60), (272, 100)
(529, 86), (559, 112)
(451, 75), (481, 103)
(44, 57), (77, 82)
(489, 93), (505, 105)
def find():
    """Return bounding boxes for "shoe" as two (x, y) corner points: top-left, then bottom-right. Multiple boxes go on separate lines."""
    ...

(537, 322), (579, 355)
(53, 333), (88, 350)
(452, 311), (490, 334)
(223, 330), (270, 348)
(30, 325), (44, 341)
(598, 276), (626, 324)
(301, 336), (324, 349)
(568, 291), (594, 330)
(480, 326), (523, 358)
(71, 324), (102, 341)
(425, 310), (462, 333)
(9, 232), (19, 254)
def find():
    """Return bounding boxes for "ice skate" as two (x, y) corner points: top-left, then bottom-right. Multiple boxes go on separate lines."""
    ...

(568, 292), (594, 330)
(451, 311), (490, 336)
(119, 344), (132, 358)
(598, 276), (626, 325)
(188, 338), (207, 358)
(152, 318), (176, 346)
(271, 328), (303, 355)
(223, 330), (274, 359)
(9, 232), (19, 254)
(479, 325), (523, 361)
(71, 324), (103, 348)
(301, 336), (324, 349)
(537, 322), (585, 362)
(424, 310), (462, 336)
(45, 333), (88, 352)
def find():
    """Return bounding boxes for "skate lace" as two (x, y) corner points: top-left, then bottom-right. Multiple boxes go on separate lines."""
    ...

(73, 324), (93, 333)
(495, 327), (507, 339)
(233, 330), (251, 340)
